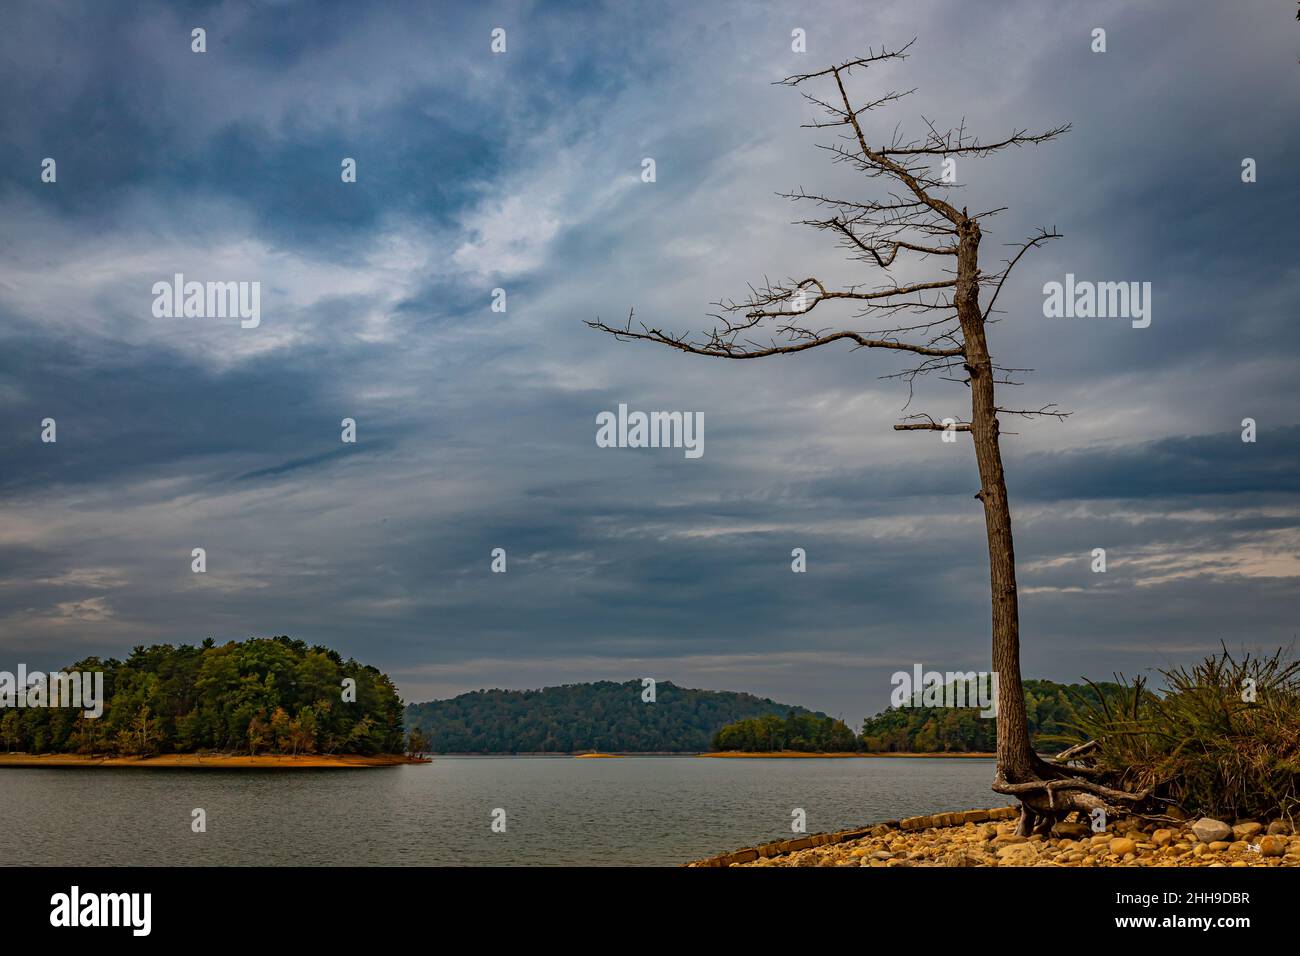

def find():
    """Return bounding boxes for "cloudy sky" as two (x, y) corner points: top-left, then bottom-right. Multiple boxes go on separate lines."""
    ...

(1, 0), (1296, 724)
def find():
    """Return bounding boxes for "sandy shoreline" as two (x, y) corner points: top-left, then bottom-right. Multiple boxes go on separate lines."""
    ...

(0, 753), (425, 769)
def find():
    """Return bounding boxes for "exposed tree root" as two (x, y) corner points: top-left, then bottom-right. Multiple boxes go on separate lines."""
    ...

(1052, 739), (1099, 762)
(994, 761), (1152, 836)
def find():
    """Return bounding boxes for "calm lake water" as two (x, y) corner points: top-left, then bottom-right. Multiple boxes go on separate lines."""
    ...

(0, 756), (997, 866)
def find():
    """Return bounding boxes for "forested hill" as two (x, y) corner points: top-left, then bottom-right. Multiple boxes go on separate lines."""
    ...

(404, 681), (821, 753)
(2, 636), (406, 756)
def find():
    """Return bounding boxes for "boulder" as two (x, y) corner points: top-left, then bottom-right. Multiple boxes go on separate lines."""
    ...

(1258, 836), (1286, 857)
(1109, 837), (1136, 856)
(1232, 821), (1264, 840)
(1191, 818), (1232, 843)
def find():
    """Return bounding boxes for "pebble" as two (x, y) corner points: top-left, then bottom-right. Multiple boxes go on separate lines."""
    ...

(723, 809), (1298, 869)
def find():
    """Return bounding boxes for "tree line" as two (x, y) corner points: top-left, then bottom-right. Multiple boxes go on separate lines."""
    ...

(711, 680), (1120, 753)
(711, 712), (859, 753)
(0, 636), (405, 756)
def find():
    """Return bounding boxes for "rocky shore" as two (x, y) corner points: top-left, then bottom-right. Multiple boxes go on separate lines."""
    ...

(690, 806), (1300, 867)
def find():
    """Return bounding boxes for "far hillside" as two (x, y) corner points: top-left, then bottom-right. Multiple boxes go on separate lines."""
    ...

(404, 680), (821, 753)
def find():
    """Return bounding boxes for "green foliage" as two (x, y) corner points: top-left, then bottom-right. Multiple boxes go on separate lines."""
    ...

(404, 681), (819, 753)
(4, 636), (405, 756)
(711, 711), (860, 753)
(857, 679), (1120, 753)
(1051, 648), (1300, 821)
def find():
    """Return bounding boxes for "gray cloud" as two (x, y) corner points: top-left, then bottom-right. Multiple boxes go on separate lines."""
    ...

(0, 0), (1296, 722)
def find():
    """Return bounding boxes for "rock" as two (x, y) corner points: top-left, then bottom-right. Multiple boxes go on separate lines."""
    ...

(1191, 818), (1232, 843)
(1258, 836), (1286, 857)
(708, 805), (1290, 869)
(996, 843), (1036, 864)
(1054, 821), (1089, 838)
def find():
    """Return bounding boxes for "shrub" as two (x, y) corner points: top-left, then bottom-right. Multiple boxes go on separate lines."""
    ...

(1051, 647), (1300, 822)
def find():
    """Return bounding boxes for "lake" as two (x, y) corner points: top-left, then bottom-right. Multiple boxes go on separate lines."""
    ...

(0, 756), (998, 866)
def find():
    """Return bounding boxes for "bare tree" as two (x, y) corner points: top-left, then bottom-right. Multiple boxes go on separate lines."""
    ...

(588, 41), (1146, 834)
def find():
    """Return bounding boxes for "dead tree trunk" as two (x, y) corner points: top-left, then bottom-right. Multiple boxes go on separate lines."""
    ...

(589, 42), (1147, 831)
(954, 217), (1035, 785)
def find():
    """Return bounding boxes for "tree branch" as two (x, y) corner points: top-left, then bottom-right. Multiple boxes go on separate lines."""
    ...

(586, 310), (963, 359)
(982, 228), (1062, 320)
